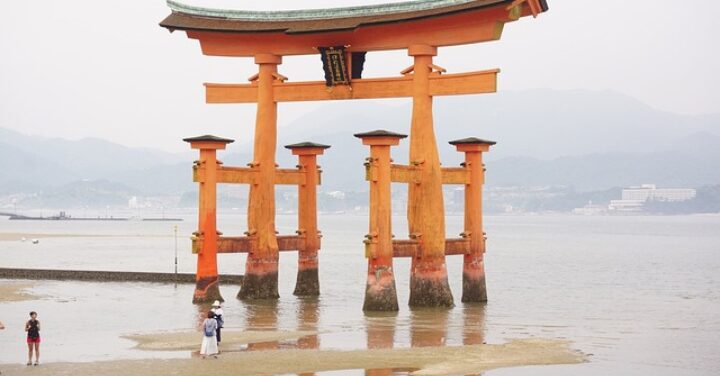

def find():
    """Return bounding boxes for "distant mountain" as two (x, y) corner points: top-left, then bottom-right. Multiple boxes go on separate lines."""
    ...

(279, 89), (720, 160)
(0, 127), (192, 191)
(485, 131), (720, 191)
(1, 89), (718, 204)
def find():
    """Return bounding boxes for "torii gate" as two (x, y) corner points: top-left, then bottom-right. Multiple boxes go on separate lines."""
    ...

(161, 0), (548, 309)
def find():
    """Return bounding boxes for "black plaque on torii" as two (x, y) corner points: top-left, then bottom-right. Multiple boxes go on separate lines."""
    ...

(319, 46), (367, 87)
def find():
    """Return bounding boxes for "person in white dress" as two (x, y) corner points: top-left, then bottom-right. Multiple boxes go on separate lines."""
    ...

(199, 311), (218, 359)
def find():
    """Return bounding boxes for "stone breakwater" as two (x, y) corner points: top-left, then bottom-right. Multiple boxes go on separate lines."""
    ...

(0, 268), (242, 284)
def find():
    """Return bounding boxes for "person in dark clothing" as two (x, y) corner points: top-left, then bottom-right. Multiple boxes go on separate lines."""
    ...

(211, 300), (224, 344)
(25, 311), (41, 366)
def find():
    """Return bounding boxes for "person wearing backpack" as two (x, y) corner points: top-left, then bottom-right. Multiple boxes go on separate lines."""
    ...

(199, 311), (218, 359)
(211, 301), (224, 344)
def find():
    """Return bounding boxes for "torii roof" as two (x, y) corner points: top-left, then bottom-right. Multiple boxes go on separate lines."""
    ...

(160, 0), (548, 34)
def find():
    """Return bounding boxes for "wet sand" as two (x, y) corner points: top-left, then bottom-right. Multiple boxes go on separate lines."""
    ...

(124, 330), (317, 351)
(0, 283), (40, 302)
(0, 338), (585, 376)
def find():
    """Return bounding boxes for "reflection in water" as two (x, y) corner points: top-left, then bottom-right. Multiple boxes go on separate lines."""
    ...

(297, 297), (321, 350)
(201, 298), (487, 375)
(362, 304), (487, 376)
(410, 308), (449, 348)
(245, 300), (280, 350)
(365, 312), (397, 349)
(463, 304), (486, 346)
(365, 312), (397, 376)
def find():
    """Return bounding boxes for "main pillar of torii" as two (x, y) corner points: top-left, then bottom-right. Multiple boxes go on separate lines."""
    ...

(161, 0), (548, 303)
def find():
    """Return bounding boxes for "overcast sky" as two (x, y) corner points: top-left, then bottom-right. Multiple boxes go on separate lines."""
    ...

(1, 0), (718, 152)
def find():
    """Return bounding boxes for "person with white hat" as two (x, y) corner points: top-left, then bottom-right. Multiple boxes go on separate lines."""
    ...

(210, 301), (224, 344)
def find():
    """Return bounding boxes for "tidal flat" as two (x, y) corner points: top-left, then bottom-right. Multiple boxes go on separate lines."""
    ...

(1, 214), (718, 375)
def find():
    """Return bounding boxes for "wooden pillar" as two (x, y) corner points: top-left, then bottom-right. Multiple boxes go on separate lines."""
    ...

(407, 44), (453, 308)
(355, 130), (405, 311)
(183, 135), (234, 304)
(239, 54), (282, 300)
(450, 138), (495, 303)
(285, 142), (331, 296)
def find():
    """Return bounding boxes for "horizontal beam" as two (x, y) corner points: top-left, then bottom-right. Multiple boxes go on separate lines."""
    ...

(390, 164), (419, 184)
(192, 234), (321, 254)
(374, 164), (468, 185)
(194, 166), (320, 186)
(275, 168), (305, 185)
(205, 69), (498, 104)
(441, 167), (468, 185)
(389, 238), (471, 258)
(218, 166), (256, 184)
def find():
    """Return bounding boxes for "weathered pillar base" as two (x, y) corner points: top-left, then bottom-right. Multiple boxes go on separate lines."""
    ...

(409, 262), (454, 308)
(461, 255), (487, 303)
(193, 276), (223, 304)
(293, 267), (320, 297)
(462, 275), (487, 303)
(238, 258), (279, 300)
(363, 270), (399, 312)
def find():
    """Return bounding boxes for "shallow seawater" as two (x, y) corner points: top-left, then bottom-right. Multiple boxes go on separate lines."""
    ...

(1, 213), (719, 375)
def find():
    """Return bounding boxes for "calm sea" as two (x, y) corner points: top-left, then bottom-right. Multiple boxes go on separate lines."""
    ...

(0, 212), (719, 375)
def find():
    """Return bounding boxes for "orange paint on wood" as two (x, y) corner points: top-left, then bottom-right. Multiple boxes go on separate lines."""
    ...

(453, 142), (492, 302)
(358, 133), (403, 311)
(191, 235), (319, 254)
(391, 238), (470, 258)
(292, 146), (326, 296)
(407, 45), (454, 308)
(239, 54), (282, 300)
(185, 138), (231, 303)
(204, 69), (498, 104)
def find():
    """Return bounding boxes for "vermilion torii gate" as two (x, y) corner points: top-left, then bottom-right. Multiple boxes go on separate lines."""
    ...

(161, 0), (547, 308)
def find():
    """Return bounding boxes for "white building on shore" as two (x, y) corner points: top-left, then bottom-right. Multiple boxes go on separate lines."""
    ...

(621, 184), (696, 202)
(609, 184), (696, 212)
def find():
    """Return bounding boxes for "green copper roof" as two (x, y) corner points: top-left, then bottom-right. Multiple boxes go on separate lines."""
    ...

(167, 0), (481, 21)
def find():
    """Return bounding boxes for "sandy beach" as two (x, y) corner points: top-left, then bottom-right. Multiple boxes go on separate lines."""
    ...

(0, 338), (585, 376)
(0, 283), (40, 302)
(124, 330), (317, 351)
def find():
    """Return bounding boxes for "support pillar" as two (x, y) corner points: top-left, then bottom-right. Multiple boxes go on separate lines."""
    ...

(285, 142), (331, 296)
(240, 54), (283, 300)
(450, 138), (495, 303)
(183, 135), (234, 304)
(355, 130), (405, 311)
(407, 44), (453, 308)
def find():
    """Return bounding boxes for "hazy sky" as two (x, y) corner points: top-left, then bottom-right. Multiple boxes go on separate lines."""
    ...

(1, 0), (718, 152)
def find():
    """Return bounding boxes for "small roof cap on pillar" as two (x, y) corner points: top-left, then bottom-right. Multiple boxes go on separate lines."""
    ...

(449, 137), (496, 146)
(182, 135), (234, 144)
(284, 141), (331, 150)
(353, 129), (408, 139)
